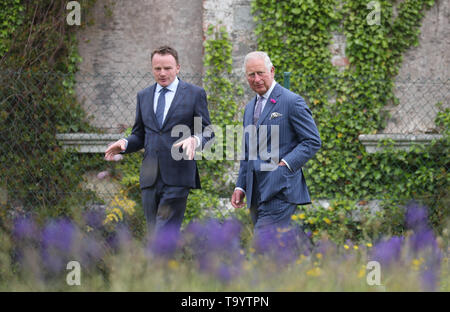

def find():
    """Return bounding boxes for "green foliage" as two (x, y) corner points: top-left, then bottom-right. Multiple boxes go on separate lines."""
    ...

(0, 0), (24, 55)
(0, 1), (98, 220)
(251, 0), (447, 238)
(184, 25), (243, 223)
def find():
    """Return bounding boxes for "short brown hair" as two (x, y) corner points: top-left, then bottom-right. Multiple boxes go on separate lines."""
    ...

(151, 46), (179, 65)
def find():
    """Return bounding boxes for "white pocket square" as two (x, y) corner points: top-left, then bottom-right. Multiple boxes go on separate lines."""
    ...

(270, 112), (283, 120)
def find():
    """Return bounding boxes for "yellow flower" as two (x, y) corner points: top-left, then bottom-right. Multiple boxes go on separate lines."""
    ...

(353, 245), (359, 250)
(249, 247), (256, 254)
(323, 217), (332, 225)
(358, 265), (366, 278)
(337, 133), (343, 138)
(299, 213), (306, 220)
(296, 255), (306, 265)
(291, 214), (298, 221)
(366, 243), (373, 248)
(306, 267), (322, 277)
(412, 258), (425, 271)
(168, 260), (179, 270)
(344, 244), (350, 250)
(316, 253), (323, 259)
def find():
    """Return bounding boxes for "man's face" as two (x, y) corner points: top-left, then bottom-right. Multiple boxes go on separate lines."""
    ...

(152, 53), (180, 87)
(245, 57), (275, 96)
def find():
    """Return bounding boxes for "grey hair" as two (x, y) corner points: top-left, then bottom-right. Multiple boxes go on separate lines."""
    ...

(244, 51), (273, 73)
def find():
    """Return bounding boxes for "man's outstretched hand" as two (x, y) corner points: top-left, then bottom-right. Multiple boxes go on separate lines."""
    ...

(104, 139), (126, 161)
(173, 136), (197, 160)
(231, 189), (246, 209)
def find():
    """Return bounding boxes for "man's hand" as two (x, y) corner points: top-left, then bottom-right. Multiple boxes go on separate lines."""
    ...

(231, 189), (246, 209)
(105, 139), (126, 161)
(173, 136), (197, 160)
(278, 161), (286, 166)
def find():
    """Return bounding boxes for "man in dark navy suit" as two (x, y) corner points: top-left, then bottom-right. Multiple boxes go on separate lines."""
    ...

(105, 46), (212, 235)
(231, 51), (321, 241)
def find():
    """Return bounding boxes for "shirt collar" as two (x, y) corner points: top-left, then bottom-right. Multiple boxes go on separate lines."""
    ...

(156, 77), (179, 93)
(257, 80), (277, 100)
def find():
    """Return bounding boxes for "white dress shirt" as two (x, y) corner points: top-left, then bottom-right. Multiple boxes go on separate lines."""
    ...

(154, 77), (179, 121)
(121, 77), (200, 150)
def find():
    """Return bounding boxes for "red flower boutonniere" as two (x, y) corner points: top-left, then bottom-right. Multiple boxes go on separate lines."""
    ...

(270, 98), (276, 104)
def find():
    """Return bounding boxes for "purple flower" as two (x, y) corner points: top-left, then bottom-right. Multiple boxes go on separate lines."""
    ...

(149, 226), (181, 258)
(371, 236), (404, 267)
(216, 264), (232, 283)
(405, 201), (429, 231)
(421, 268), (438, 291)
(253, 225), (303, 264)
(182, 218), (244, 280)
(41, 219), (78, 253)
(409, 229), (437, 253)
(41, 219), (79, 273)
(13, 216), (40, 242)
(79, 235), (105, 268)
(83, 210), (105, 229)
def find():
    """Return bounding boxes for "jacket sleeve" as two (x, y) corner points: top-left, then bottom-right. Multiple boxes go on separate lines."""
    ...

(193, 88), (215, 149)
(282, 95), (321, 172)
(124, 93), (145, 153)
(235, 107), (249, 191)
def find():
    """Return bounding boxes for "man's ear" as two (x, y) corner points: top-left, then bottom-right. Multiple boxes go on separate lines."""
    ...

(176, 64), (181, 74)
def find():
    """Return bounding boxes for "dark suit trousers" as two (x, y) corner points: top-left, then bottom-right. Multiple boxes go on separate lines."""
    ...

(141, 169), (190, 235)
(250, 171), (312, 252)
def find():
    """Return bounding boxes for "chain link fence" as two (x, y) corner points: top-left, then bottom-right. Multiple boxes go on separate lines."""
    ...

(1, 70), (449, 220)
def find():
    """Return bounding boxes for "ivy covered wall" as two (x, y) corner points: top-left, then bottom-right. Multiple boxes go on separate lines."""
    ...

(249, 0), (448, 236)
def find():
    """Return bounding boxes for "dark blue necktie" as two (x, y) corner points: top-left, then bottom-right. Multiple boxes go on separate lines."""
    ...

(156, 87), (169, 128)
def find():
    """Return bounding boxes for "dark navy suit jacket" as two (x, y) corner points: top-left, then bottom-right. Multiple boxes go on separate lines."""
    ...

(124, 79), (212, 189)
(236, 83), (321, 207)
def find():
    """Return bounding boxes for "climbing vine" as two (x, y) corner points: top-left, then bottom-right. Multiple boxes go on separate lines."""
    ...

(0, 0), (99, 221)
(251, 0), (447, 240)
(185, 25), (243, 222)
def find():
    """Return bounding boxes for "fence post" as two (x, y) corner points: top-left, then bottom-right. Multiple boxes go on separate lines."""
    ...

(283, 72), (291, 90)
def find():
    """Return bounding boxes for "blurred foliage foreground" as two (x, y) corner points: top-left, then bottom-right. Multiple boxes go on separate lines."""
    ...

(0, 201), (448, 291)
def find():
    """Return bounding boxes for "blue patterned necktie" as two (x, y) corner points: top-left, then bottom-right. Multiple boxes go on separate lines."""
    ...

(253, 96), (264, 125)
(156, 87), (169, 128)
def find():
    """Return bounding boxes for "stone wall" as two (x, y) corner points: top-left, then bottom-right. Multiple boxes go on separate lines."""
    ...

(74, 0), (448, 135)
(75, 0), (204, 132)
(384, 0), (450, 134)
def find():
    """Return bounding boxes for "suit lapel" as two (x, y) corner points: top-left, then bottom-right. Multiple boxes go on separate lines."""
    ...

(257, 83), (282, 127)
(161, 79), (187, 129)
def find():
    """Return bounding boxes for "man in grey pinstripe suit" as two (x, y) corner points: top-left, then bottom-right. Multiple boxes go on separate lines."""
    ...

(231, 51), (321, 240)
